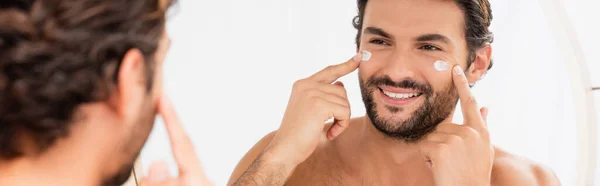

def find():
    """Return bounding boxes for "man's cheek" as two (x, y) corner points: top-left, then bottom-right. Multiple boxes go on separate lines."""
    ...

(358, 57), (382, 79)
(421, 69), (452, 93)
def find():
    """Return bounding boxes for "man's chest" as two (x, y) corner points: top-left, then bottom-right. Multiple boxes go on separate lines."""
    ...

(284, 158), (435, 186)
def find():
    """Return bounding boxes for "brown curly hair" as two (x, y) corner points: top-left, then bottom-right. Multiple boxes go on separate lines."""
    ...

(352, 0), (494, 70)
(0, 0), (174, 159)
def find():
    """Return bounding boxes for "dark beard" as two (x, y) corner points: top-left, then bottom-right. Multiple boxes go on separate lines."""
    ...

(101, 99), (156, 186)
(360, 75), (458, 142)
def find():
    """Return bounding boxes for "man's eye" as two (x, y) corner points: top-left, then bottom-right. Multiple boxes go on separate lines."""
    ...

(369, 39), (391, 46)
(419, 44), (442, 51)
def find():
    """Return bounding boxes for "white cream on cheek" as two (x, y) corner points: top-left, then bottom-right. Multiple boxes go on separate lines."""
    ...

(433, 60), (451, 71)
(361, 50), (372, 62)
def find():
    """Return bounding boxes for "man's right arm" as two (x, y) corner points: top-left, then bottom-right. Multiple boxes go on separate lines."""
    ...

(228, 55), (363, 186)
(230, 148), (296, 186)
(228, 131), (295, 186)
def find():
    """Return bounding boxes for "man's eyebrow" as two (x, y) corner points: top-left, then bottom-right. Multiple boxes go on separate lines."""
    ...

(415, 34), (451, 44)
(364, 26), (393, 39)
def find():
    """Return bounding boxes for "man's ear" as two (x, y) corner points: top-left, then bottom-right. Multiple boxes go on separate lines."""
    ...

(115, 49), (147, 123)
(466, 44), (492, 84)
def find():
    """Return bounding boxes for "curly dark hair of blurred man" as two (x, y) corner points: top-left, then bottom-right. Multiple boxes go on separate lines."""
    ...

(0, 0), (174, 185)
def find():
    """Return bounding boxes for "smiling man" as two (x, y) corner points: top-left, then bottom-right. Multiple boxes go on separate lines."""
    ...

(229, 0), (560, 186)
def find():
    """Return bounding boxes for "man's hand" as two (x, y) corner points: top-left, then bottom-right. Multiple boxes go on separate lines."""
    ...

(232, 52), (365, 186)
(139, 96), (213, 186)
(420, 66), (494, 186)
(264, 54), (361, 166)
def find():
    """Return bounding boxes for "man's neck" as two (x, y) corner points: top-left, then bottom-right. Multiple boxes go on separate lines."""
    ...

(352, 111), (457, 166)
(325, 116), (433, 184)
(355, 116), (423, 166)
(0, 151), (102, 186)
(0, 117), (119, 186)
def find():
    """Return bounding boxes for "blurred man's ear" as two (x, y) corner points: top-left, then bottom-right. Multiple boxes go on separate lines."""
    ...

(115, 49), (147, 125)
(466, 44), (492, 84)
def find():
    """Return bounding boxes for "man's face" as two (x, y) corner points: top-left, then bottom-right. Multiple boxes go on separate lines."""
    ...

(358, 0), (468, 142)
(103, 32), (171, 186)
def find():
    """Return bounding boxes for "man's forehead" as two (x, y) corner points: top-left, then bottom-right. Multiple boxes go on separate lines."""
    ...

(362, 0), (465, 41)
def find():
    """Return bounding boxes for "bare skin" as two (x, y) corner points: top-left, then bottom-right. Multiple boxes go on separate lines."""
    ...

(228, 61), (560, 185)
(229, 119), (560, 186)
(227, 52), (560, 186)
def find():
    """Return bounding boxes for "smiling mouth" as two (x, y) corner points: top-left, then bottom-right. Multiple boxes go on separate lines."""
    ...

(379, 88), (423, 100)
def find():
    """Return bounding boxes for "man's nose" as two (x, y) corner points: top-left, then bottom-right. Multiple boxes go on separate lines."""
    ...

(380, 50), (417, 82)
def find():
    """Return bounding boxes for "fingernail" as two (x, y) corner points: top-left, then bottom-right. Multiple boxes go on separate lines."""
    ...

(147, 161), (170, 183)
(361, 50), (371, 62)
(433, 60), (450, 71)
(453, 66), (464, 75)
(353, 51), (363, 61)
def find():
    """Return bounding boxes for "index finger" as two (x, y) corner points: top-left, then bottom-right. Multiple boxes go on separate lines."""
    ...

(158, 95), (204, 176)
(451, 66), (485, 130)
(308, 51), (367, 83)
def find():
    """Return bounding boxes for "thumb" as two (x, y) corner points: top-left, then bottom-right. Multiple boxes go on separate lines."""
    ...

(146, 161), (171, 184)
(327, 119), (349, 140)
(327, 81), (349, 140)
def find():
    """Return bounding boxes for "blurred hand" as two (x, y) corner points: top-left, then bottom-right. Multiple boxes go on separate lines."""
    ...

(139, 96), (213, 186)
(263, 52), (364, 166)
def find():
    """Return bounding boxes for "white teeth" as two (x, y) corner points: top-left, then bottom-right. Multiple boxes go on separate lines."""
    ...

(382, 90), (421, 99)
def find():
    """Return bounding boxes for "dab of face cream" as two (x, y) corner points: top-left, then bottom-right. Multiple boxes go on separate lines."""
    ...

(361, 50), (372, 62)
(433, 60), (451, 71)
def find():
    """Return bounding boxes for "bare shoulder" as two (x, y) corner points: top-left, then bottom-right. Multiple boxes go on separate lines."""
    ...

(227, 121), (341, 185)
(491, 147), (561, 186)
(227, 131), (278, 186)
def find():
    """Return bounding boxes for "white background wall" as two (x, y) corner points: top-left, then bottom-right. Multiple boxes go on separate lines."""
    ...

(560, 0), (599, 185)
(140, 0), (599, 185)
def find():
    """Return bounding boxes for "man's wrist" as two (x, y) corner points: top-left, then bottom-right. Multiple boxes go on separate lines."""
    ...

(259, 147), (298, 175)
(231, 148), (298, 186)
